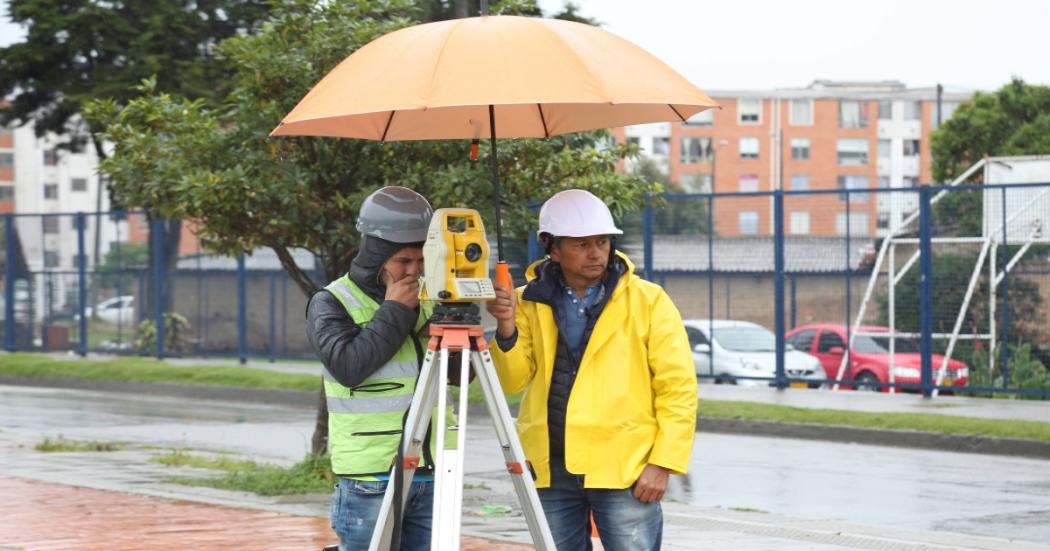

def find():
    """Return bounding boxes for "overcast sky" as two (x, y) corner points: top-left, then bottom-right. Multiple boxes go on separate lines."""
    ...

(3, 0), (1048, 93)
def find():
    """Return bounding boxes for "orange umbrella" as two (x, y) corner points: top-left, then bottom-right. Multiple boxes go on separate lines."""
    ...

(271, 14), (718, 278)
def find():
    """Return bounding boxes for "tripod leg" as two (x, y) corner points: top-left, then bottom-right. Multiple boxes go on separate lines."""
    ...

(368, 344), (442, 551)
(471, 349), (556, 550)
(432, 348), (472, 550)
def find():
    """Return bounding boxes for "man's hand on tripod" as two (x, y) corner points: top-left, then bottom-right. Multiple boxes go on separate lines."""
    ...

(383, 271), (421, 309)
(486, 285), (517, 339)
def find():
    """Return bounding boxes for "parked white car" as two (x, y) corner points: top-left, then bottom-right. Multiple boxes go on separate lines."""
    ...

(76, 295), (136, 325)
(683, 319), (825, 388)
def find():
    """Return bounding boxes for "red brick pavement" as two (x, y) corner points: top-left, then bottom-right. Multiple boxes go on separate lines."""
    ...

(0, 476), (530, 550)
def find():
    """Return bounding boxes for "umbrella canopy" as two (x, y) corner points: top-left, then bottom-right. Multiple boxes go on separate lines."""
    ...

(271, 15), (718, 140)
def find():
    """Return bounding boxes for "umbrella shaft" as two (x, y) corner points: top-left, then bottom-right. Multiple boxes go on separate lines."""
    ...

(488, 105), (505, 262)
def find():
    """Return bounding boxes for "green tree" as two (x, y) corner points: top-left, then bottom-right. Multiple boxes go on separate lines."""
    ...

(0, 0), (272, 317)
(930, 79), (1050, 236)
(85, 0), (658, 453)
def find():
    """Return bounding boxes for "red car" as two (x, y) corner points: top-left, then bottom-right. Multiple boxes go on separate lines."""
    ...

(785, 324), (970, 392)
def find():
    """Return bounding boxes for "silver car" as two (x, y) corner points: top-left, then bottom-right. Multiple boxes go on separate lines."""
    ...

(683, 319), (825, 388)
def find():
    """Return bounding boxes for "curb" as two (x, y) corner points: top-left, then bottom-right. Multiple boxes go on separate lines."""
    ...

(4, 375), (1049, 460)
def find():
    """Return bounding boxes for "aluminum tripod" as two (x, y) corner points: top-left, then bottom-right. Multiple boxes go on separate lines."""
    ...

(368, 321), (555, 550)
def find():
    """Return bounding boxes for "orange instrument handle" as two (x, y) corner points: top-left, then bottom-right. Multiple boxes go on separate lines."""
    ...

(494, 261), (512, 291)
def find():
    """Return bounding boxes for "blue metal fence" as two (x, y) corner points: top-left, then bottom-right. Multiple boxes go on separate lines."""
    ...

(2, 182), (1048, 398)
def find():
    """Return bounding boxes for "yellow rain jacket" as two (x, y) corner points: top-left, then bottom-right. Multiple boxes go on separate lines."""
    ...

(490, 252), (698, 489)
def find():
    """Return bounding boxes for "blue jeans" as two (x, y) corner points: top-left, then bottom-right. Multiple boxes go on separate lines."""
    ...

(330, 478), (434, 551)
(538, 458), (663, 551)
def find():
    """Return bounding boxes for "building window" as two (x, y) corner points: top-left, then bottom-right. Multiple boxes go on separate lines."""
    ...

(903, 139), (920, 156)
(42, 216), (59, 234)
(877, 212), (891, 230)
(739, 137), (759, 160)
(789, 99), (813, 125)
(679, 173), (712, 193)
(790, 212), (811, 235)
(836, 212), (870, 236)
(43, 149), (59, 166)
(70, 216), (90, 231)
(738, 211), (759, 234)
(878, 100), (893, 120)
(790, 138), (810, 160)
(680, 137), (712, 164)
(71, 178), (88, 192)
(903, 176), (918, 186)
(903, 101), (922, 120)
(839, 100), (868, 128)
(837, 139), (869, 166)
(685, 109), (714, 126)
(877, 176), (890, 188)
(627, 136), (640, 148)
(0, 152), (13, 168)
(739, 173), (759, 192)
(44, 183), (59, 200)
(932, 102), (958, 129)
(738, 99), (761, 124)
(789, 174), (810, 191)
(651, 137), (671, 156)
(837, 175), (869, 203)
(44, 251), (59, 268)
(0, 185), (13, 201)
(878, 139), (891, 158)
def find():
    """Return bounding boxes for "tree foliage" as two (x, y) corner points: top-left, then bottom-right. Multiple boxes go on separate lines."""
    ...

(931, 78), (1050, 183)
(0, 0), (270, 147)
(85, 0), (659, 297)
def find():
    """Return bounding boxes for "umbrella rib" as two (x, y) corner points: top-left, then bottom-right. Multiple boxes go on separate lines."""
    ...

(380, 111), (395, 142)
(537, 104), (550, 138)
(668, 104), (688, 123)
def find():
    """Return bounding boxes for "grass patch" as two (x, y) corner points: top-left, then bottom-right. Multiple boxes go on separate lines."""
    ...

(36, 435), (124, 452)
(153, 449), (334, 496)
(0, 353), (318, 392)
(729, 507), (768, 514)
(699, 399), (1050, 442)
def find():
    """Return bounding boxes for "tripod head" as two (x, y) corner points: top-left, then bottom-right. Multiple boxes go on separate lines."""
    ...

(429, 302), (483, 326)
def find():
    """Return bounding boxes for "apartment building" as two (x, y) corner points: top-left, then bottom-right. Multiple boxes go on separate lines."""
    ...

(617, 80), (974, 237)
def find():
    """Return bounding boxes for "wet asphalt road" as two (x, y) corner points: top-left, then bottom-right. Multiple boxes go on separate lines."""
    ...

(2, 384), (1048, 544)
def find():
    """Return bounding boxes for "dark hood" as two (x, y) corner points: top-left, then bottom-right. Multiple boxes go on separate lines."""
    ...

(347, 235), (424, 303)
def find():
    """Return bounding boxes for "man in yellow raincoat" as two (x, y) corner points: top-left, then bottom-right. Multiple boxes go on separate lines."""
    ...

(486, 189), (698, 550)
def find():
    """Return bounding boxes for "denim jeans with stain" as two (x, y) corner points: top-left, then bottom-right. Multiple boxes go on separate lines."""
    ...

(330, 478), (434, 551)
(537, 457), (663, 551)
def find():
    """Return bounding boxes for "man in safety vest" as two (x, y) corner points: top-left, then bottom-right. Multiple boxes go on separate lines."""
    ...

(486, 189), (698, 550)
(307, 185), (445, 550)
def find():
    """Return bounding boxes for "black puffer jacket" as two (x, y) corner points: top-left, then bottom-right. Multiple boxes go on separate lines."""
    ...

(306, 235), (424, 387)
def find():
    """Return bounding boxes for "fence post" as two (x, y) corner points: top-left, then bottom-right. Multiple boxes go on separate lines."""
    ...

(237, 253), (247, 365)
(918, 186), (934, 398)
(152, 218), (165, 359)
(269, 272), (276, 363)
(706, 195), (714, 374)
(527, 231), (538, 266)
(999, 186), (1010, 389)
(773, 190), (786, 389)
(4, 214), (16, 351)
(76, 213), (88, 357)
(642, 200), (653, 281)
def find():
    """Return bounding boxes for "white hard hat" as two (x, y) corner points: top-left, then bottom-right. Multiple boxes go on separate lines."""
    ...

(537, 189), (623, 238)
